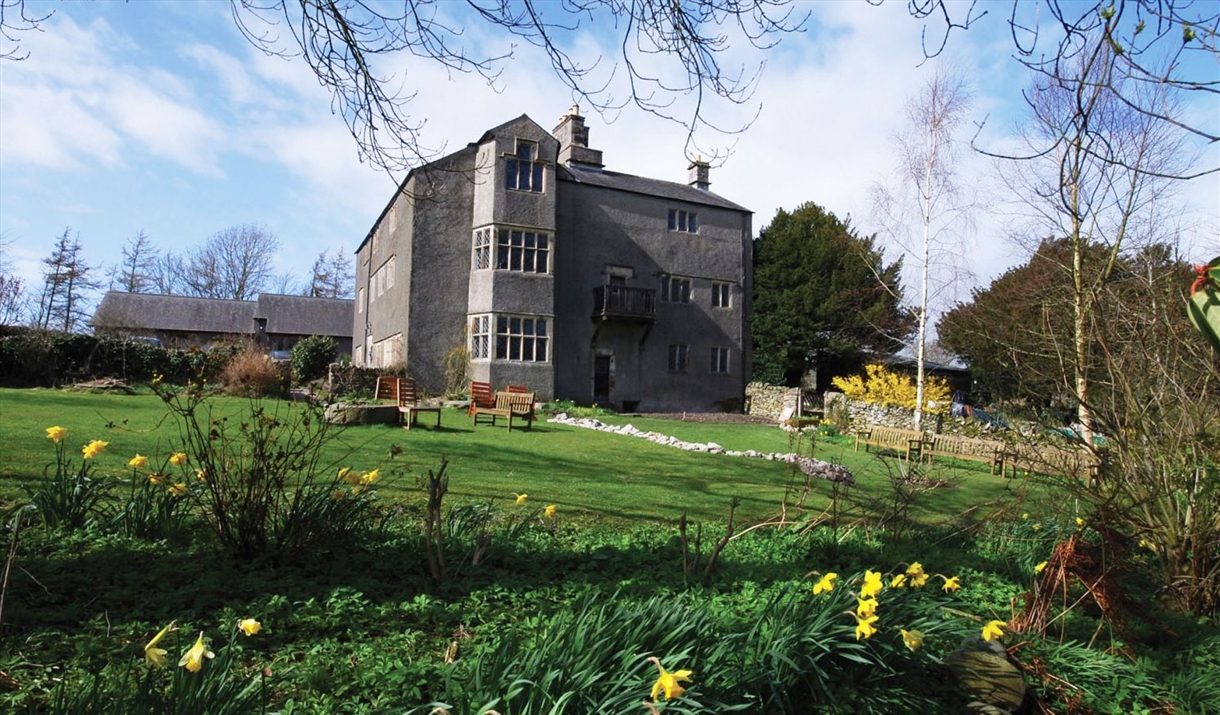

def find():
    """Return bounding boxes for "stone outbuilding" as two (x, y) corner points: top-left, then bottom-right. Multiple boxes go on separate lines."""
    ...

(91, 292), (354, 355)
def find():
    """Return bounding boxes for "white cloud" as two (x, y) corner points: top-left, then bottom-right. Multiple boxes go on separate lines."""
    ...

(1, 15), (227, 176)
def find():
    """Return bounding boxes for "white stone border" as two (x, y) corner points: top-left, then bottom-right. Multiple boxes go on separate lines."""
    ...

(547, 413), (855, 485)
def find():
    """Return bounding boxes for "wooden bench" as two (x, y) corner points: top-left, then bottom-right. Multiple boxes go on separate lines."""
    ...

(374, 375), (400, 402)
(853, 425), (926, 461)
(468, 381), (495, 417)
(471, 391), (536, 431)
(1005, 444), (1101, 480)
(397, 377), (442, 430)
(925, 434), (1010, 474)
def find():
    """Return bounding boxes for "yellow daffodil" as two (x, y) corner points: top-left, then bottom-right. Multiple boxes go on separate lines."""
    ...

(46, 425), (67, 443)
(1032, 523), (1042, 531)
(854, 614), (879, 640)
(906, 563), (929, 588)
(341, 468), (362, 486)
(544, 504), (557, 518)
(856, 597), (878, 618)
(911, 571), (929, 588)
(195, 469), (207, 482)
(169, 452), (187, 467)
(891, 574), (907, 588)
(361, 469), (379, 485)
(513, 492), (528, 506)
(179, 632), (214, 672)
(860, 570), (883, 599)
(152, 374), (163, 387)
(905, 562), (925, 576)
(168, 483), (187, 497)
(812, 572), (838, 595)
(1021, 512), (1029, 520)
(128, 454), (148, 468)
(82, 439), (109, 460)
(982, 619), (1006, 642)
(144, 620), (177, 667)
(1075, 516), (1085, 528)
(900, 628), (924, 651)
(238, 618), (262, 636)
(1034, 561), (1048, 573)
(648, 657), (692, 701)
(149, 473), (165, 486)
(941, 575), (961, 593)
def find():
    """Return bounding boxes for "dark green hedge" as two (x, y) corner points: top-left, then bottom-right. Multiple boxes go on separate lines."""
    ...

(0, 329), (241, 387)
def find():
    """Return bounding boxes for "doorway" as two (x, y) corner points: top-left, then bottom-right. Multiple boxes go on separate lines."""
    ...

(593, 355), (612, 405)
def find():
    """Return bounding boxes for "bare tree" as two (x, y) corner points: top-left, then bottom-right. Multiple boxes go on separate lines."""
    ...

(1001, 30), (1192, 456)
(106, 230), (160, 293)
(0, 232), (27, 325)
(308, 248), (354, 299)
(902, 0), (1219, 163)
(35, 227), (100, 332)
(150, 252), (187, 296)
(871, 67), (974, 432)
(183, 224), (280, 301)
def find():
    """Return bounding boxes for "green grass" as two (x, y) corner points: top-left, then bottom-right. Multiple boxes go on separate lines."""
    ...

(0, 388), (1211, 714)
(0, 388), (1034, 525)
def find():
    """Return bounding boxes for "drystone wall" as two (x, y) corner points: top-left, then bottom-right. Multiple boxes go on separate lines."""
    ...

(745, 382), (799, 418)
(828, 392), (999, 437)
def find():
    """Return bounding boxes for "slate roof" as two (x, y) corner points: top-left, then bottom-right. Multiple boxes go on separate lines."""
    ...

(557, 163), (750, 213)
(254, 294), (353, 337)
(91, 292), (354, 338)
(92, 292), (256, 334)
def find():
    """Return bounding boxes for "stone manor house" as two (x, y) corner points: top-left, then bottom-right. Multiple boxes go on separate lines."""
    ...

(354, 108), (752, 412)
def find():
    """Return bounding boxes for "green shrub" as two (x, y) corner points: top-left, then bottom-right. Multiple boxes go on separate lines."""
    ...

(290, 335), (337, 384)
(0, 329), (239, 387)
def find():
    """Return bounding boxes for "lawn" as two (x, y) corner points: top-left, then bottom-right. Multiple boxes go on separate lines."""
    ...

(3, 387), (1203, 714)
(0, 388), (1029, 526)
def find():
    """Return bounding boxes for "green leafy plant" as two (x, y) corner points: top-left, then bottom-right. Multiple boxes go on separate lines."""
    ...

(290, 335), (338, 385)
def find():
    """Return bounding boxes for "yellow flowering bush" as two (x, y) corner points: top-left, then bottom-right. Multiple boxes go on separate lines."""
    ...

(831, 364), (951, 412)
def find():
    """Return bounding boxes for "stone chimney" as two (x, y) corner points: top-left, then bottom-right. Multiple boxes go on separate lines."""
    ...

(688, 155), (710, 191)
(552, 105), (604, 168)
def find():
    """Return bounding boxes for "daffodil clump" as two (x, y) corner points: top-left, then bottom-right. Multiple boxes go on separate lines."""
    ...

(807, 561), (994, 654)
(28, 426), (115, 530)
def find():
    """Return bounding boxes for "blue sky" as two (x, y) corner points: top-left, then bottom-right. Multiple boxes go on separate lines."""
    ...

(1, 1), (1216, 319)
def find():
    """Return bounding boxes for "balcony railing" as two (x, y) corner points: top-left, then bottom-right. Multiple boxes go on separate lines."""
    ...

(592, 285), (656, 323)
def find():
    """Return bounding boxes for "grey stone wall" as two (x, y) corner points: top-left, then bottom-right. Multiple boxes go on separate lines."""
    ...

(744, 382), (797, 417)
(826, 392), (991, 436)
(554, 180), (749, 412)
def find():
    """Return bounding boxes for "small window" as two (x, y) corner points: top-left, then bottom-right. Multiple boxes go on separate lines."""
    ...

(710, 347), (730, 374)
(667, 209), (698, 233)
(506, 141), (544, 193)
(660, 275), (691, 303)
(711, 282), (731, 308)
(473, 228), (492, 270)
(357, 287), (365, 313)
(470, 315), (491, 359)
(668, 344), (689, 373)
